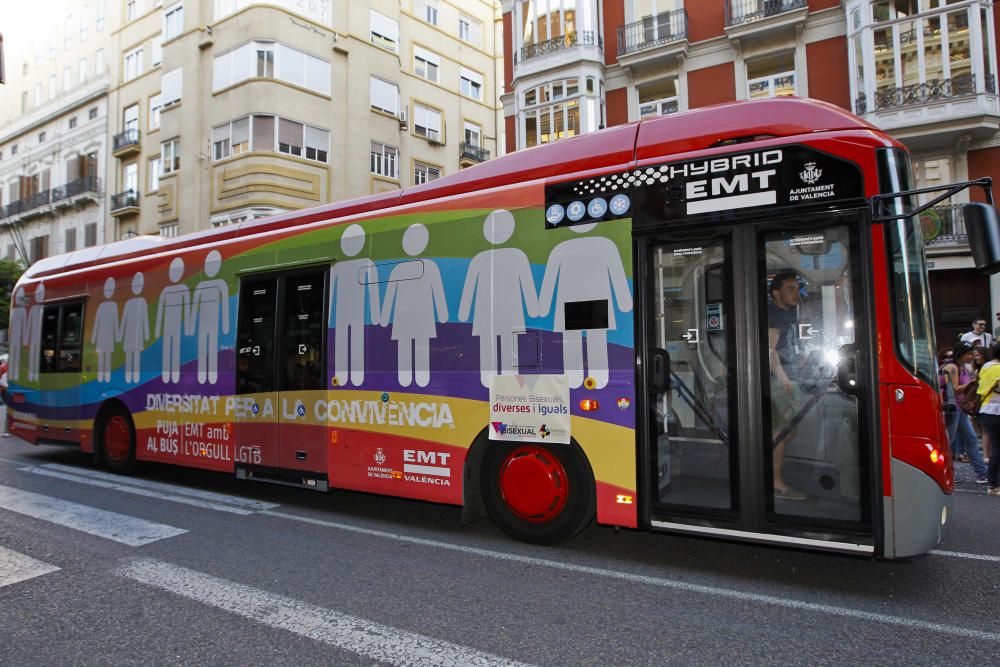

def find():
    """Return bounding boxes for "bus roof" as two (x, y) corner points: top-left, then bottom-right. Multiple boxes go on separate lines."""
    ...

(24, 97), (885, 281)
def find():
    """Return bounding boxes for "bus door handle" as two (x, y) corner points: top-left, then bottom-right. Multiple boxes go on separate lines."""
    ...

(836, 344), (861, 395)
(650, 348), (670, 393)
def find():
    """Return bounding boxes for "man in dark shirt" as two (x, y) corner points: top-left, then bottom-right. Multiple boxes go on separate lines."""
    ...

(768, 271), (806, 500)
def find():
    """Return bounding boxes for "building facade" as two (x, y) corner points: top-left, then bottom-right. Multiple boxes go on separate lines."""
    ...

(0, 0), (117, 266)
(501, 0), (1000, 342)
(105, 0), (503, 240)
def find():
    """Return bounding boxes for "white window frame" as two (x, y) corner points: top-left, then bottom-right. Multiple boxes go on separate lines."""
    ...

(463, 120), (481, 147)
(370, 76), (400, 115)
(747, 70), (796, 99)
(459, 14), (481, 46)
(123, 46), (144, 81)
(149, 94), (162, 129)
(416, 0), (438, 25)
(460, 67), (483, 101)
(414, 103), (442, 142)
(370, 10), (399, 52)
(126, 0), (138, 22)
(370, 141), (398, 179)
(95, 48), (104, 75)
(149, 156), (161, 191)
(414, 46), (440, 83)
(164, 3), (184, 41)
(152, 35), (163, 66)
(159, 223), (179, 238)
(161, 138), (180, 174)
(413, 161), (441, 185)
(212, 40), (329, 95)
(79, 57), (88, 84)
(162, 67), (183, 105)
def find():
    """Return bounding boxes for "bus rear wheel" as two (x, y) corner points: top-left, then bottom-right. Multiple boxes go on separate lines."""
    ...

(480, 442), (594, 545)
(99, 406), (136, 474)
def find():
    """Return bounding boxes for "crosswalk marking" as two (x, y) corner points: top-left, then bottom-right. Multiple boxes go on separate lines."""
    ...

(0, 546), (59, 588)
(118, 558), (532, 667)
(0, 485), (187, 546)
(22, 464), (278, 515)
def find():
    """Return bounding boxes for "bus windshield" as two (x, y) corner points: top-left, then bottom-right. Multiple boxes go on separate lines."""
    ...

(887, 215), (936, 385)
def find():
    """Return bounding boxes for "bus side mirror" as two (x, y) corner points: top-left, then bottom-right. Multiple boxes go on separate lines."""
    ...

(965, 202), (1000, 274)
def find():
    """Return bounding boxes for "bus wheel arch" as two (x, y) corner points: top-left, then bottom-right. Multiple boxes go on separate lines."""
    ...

(94, 400), (137, 474)
(478, 437), (596, 545)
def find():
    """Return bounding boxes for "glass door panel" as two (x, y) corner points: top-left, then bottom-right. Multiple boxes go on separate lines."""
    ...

(761, 225), (864, 523)
(651, 238), (736, 514)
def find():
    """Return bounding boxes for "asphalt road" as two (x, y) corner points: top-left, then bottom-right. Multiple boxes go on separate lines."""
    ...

(0, 431), (997, 666)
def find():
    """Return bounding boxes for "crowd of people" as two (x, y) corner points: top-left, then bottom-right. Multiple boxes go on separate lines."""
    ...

(939, 316), (1000, 495)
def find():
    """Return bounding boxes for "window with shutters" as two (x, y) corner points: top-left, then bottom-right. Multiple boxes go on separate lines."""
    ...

(459, 15), (481, 46)
(85, 223), (97, 247)
(414, 103), (442, 142)
(213, 41), (329, 95)
(124, 46), (143, 82)
(413, 161), (441, 185)
(460, 67), (483, 101)
(370, 11), (398, 51)
(149, 93), (161, 129)
(213, 115), (325, 162)
(161, 67), (182, 105)
(64, 228), (77, 253)
(278, 118), (303, 157)
(413, 46), (439, 83)
(370, 141), (398, 179)
(161, 138), (179, 173)
(415, 0), (438, 25)
(370, 77), (399, 115)
(149, 156), (160, 190)
(164, 3), (183, 40)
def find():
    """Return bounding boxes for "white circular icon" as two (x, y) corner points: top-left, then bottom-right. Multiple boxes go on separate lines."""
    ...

(588, 197), (608, 219)
(566, 201), (587, 222)
(610, 194), (631, 215)
(546, 204), (565, 225)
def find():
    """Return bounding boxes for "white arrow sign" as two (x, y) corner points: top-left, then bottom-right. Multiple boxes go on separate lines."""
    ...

(799, 324), (819, 339)
(681, 329), (700, 344)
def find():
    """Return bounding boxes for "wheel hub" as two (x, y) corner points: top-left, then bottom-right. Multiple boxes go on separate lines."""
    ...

(498, 446), (569, 523)
(104, 415), (130, 462)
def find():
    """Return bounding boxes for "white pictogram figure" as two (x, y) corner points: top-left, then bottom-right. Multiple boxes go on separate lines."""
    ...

(155, 257), (190, 384)
(380, 223), (448, 388)
(329, 224), (380, 387)
(538, 223), (633, 389)
(92, 278), (119, 383)
(458, 210), (539, 387)
(8, 288), (26, 382)
(119, 272), (150, 384)
(188, 250), (230, 385)
(25, 284), (46, 382)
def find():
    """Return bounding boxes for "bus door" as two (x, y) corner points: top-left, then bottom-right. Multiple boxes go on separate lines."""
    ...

(643, 213), (873, 550)
(235, 269), (328, 480)
(36, 301), (85, 442)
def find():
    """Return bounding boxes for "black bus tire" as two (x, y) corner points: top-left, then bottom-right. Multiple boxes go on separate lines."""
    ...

(480, 441), (595, 545)
(98, 405), (137, 474)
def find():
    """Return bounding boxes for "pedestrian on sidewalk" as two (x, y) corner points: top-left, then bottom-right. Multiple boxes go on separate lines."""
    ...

(961, 317), (994, 348)
(976, 342), (1000, 495)
(942, 342), (988, 482)
(973, 345), (991, 462)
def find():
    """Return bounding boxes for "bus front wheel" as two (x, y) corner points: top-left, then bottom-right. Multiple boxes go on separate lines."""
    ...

(99, 405), (136, 474)
(480, 441), (595, 545)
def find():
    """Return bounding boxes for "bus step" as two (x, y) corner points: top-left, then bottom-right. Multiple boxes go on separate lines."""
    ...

(235, 465), (329, 493)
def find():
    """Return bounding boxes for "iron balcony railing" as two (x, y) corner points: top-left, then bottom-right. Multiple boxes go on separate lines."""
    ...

(460, 142), (489, 163)
(856, 73), (994, 114)
(618, 9), (687, 56)
(112, 128), (141, 152)
(726, 0), (807, 27)
(111, 190), (139, 211)
(24, 190), (51, 211)
(923, 203), (969, 246)
(519, 30), (602, 63)
(0, 200), (24, 219)
(51, 175), (102, 202)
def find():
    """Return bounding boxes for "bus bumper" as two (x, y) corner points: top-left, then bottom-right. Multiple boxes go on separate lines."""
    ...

(885, 458), (952, 559)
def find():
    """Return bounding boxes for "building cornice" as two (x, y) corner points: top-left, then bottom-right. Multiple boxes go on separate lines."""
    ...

(0, 83), (110, 146)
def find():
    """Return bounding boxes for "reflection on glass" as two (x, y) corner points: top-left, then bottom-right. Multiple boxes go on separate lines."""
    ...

(762, 226), (862, 522)
(652, 241), (734, 512)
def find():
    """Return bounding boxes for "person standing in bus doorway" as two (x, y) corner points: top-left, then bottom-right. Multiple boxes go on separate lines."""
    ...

(155, 258), (191, 384)
(189, 250), (230, 385)
(458, 210), (538, 388)
(119, 272), (150, 384)
(767, 271), (807, 501)
(961, 317), (994, 348)
(8, 287), (26, 383)
(538, 222), (632, 389)
(25, 284), (45, 382)
(380, 223), (448, 388)
(92, 278), (118, 383)
(329, 224), (381, 387)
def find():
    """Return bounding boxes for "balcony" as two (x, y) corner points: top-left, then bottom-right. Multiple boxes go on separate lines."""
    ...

(923, 204), (969, 248)
(112, 129), (141, 157)
(52, 176), (103, 207)
(724, 0), (807, 43)
(460, 142), (490, 166)
(110, 190), (140, 216)
(617, 9), (688, 71)
(518, 30), (602, 64)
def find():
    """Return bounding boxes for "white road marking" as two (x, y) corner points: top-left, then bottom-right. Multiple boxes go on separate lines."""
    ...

(118, 558), (532, 667)
(0, 485), (186, 546)
(0, 546), (59, 588)
(930, 549), (1000, 562)
(20, 465), (267, 516)
(263, 510), (1000, 642)
(35, 464), (278, 511)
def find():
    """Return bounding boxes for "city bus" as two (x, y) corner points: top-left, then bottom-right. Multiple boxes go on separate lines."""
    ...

(7, 98), (999, 558)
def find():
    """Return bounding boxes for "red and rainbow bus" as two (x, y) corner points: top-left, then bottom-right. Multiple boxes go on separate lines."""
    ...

(7, 98), (999, 557)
